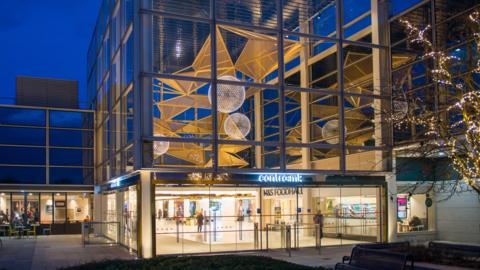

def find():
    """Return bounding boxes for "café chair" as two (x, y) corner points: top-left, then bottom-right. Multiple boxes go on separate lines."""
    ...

(43, 224), (52, 235)
(25, 225), (37, 238)
(8, 225), (19, 238)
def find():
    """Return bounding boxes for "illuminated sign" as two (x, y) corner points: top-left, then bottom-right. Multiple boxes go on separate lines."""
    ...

(258, 173), (303, 183)
(263, 187), (303, 197)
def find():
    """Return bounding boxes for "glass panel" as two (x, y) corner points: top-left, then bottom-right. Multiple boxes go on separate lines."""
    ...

(49, 168), (94, 185)
(123, 0), (134, 30)
(342, 0), (371, 42)
(153, 141), (212, 168)
(283, 0), (336, 37)
(0, 166), (46, 185)
(155, 186), (260, 254)
(345, 148), (389, 171)
(344, 95), (380, 147)
(0, 193), (11, 224)
(54, 193), (66, 224)
(153, 78), (212, 140)
(0, 146), (45, 165)
(40, 193), (53, 224)
(261, 186), (298, 250)
(123, 33), (134, 87)
(67, 193), (90, 223)
(0, 107), (46, 127)
(50, 148), (93, 167)
(121, 186), (138, 251)
(389, 0), (424, 18)
(152, 0), (210, 18)
(49, 111), (94, 129)
(310, 93), (340, 145)
(26, 193), (40, 224)
(11, 193), (25, 224)
(0, 126), (45, 146)
(215, 0), (278, 30)
(50, 129), (94, 148)
(124, 88), (134, 145)
(319, 187), (342, 246)
(216, 26), (279, 84)
(152, 17), (210, 75)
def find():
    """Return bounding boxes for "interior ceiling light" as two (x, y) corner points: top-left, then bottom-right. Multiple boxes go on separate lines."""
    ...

(208, 75), (245, 113)
(224, 113), (251, 140)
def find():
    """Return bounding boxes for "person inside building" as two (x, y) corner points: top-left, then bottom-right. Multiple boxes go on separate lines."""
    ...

(196, 211), (204, 232)
(313, 210), (324, 238)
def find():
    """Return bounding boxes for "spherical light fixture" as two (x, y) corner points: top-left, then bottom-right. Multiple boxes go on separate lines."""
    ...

(153, 134), (170, 156)
(224, 113), (251, 139)
(321, 119), (346, 144)
(208, 75), (246, 113)
(392, 100), (408, 121)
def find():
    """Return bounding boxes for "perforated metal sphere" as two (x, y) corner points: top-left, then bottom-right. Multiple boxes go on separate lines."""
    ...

(208, 75), (246, 113)
(224, 113), (251, 139)
(321, 119), (344, 144)
(153, 134), (170, 156)
(392, 100), (408, 121)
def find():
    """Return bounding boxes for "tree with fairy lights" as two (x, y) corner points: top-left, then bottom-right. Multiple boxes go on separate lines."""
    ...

(392, 11), (480, 195)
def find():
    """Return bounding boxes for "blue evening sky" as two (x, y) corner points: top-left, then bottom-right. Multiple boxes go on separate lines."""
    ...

(0, 1), (101, 108)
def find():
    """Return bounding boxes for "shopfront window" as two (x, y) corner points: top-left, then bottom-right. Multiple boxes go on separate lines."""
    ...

(67, 193), (91, 223)
(0, 193), (11, 224)
(40, 194), (53, 224)
(154, 185), (383, 255)
(54, 193), (66, 224)
(397, 193), (431, 233)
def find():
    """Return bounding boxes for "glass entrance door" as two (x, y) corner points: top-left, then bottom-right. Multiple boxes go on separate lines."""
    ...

(155, 186), (260, 255)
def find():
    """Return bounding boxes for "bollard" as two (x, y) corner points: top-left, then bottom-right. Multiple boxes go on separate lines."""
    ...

(254, 223), (259, 249)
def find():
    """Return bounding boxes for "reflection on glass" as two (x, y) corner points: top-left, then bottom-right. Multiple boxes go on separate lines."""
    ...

(67, 193), (90, 223)
(54, 193), (66, 224)
(41, 194), (53, 224)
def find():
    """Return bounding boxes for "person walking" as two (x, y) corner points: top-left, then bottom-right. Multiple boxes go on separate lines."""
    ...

(196, 211), (204, 232)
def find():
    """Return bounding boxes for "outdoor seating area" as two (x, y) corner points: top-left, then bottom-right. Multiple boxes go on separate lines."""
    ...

(0, 208), (43, 239)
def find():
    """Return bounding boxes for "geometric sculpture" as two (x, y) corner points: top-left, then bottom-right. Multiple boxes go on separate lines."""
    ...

(322, 119), (343, 144)
(224, 113), (251, 140)
(153, 133), (170, 156)
(208, 75), (245, 113)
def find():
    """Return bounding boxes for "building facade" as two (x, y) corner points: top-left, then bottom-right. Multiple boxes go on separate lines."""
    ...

(87, 0), (479, 258)
(0, 103), (94, 234)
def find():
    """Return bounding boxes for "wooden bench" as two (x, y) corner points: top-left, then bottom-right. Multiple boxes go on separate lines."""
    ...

(335, 246), (414, 270)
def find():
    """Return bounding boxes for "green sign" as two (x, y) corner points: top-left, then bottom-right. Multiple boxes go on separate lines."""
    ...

(425, 198), (433, 207)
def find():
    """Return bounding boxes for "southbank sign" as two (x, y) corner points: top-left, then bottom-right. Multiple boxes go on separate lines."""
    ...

(258, 173), (303, 183)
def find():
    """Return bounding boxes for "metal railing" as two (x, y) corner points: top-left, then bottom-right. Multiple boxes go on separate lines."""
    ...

(81, 221), (120, 246)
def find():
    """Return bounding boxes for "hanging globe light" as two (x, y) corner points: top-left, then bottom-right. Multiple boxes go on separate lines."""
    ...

(224, 113), (251, 139)
(153, 134), (170, 156)
(208, 75), (246, 113)
(321, 119), (347, 144)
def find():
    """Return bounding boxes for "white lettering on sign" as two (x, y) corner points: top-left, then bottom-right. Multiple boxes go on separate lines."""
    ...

(258, 173), (303, 183)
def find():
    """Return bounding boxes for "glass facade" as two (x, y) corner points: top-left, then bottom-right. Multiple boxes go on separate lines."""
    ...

(154, 185), (383, 255)
(0, 191), (93, 234)
(86, 0), (445, 258)
(0, 105), (94, 186)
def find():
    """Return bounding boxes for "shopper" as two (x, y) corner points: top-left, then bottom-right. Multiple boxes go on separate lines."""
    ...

(313, 210), (324, 238)
(196, 211), (204, 232)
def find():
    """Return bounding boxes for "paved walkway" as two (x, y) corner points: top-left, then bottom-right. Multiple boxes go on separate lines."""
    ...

(0, 236), (475, 270)
(0, 235), (134, 270)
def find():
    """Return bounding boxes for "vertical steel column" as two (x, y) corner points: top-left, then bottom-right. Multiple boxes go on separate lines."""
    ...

(430, 0), (439, 114)
(210, 0), (219, 172)
(335, 0), (346, 172)
(46, 109), (49, 184)
(277, 0), (286, 170)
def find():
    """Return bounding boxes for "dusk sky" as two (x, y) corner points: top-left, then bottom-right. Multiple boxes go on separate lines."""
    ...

(0, 1), (101, 108)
